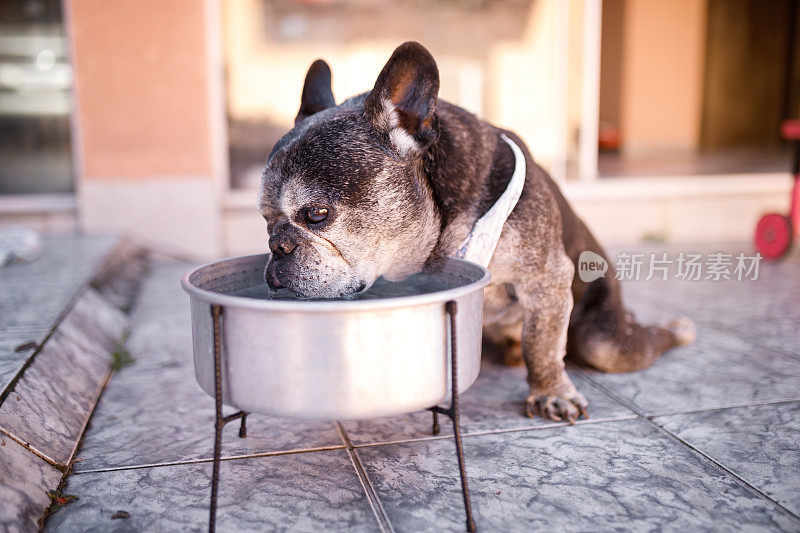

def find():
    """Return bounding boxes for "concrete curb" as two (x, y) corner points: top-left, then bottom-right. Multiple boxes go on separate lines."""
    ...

(0, 239), (149, 530)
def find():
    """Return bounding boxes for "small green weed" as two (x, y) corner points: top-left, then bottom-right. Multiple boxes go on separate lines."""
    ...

(47, 489), (78, 514)
(111, 348), (135, 371)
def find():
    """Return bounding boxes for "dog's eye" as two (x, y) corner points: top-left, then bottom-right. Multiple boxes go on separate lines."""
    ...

(305, 207), (329, 224)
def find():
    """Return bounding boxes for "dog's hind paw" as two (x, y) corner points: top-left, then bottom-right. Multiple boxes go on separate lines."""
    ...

(525, 392), (588, 424)
(501, 339), (525, 367)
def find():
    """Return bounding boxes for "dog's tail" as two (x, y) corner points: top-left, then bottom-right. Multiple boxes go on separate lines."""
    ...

(568, 278), (696, 373)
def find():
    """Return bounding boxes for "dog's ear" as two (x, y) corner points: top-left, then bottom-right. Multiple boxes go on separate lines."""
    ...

(296, 59), (336, 125)
(364, 42), (440, 155)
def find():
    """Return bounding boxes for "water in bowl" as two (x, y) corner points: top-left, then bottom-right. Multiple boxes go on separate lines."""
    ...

(230, 271), (459, 301)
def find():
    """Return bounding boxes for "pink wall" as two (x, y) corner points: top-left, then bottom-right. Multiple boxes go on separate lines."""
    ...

(69, 0), (213, 179)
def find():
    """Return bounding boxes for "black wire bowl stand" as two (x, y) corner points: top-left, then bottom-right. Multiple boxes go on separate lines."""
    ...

(206, 300), (477, 532)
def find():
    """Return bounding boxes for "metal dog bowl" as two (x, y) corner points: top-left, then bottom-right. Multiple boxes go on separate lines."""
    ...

(181, 254), (491, 420)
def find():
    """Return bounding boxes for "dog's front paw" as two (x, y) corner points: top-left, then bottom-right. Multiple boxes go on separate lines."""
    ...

(525, 391), (588, 423)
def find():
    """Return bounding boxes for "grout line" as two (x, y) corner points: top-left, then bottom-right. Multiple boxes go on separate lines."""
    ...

(347, 414), (640, 449)
(0, 368), (116, 474)
(643, 397), (800, 418)
(572, 366), (800, 418)
(723, 333), (800, 364)
(39, 368), (118, 528)
(336, 422), (394, 533)
(653, 423), (800, 525)
(760, 346), (800, 363)
(0, 427), (64, 471)
(71, 444), (348, 475)
(570, 365), (643, 413)
(72, 413), (642, 476)
(0, 328), (59, 408)
(691, 313), (800, 364)
(577, 370), (800, 523)
(65, 367), (115, 466)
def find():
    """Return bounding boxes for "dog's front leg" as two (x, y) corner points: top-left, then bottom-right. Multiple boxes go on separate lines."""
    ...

(518, 252), (588, 423)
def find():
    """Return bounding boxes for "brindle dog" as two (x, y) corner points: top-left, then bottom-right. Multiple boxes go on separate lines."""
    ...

(259, 42), (695, 422)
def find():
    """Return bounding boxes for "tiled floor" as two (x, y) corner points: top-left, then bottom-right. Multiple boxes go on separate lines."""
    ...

(0, 235), (118, 394)
(0, 235), (138, 529)
(45, 245), (800, 532)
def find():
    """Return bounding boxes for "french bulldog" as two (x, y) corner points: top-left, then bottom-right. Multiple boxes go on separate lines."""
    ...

(259, 42), (695, 422)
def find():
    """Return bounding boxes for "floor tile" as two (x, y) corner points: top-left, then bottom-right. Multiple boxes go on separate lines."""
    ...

(0, 234), (117, 287)
(613, 245), (800, 359)
(73, 362), (342, 472)
(342, 361), (634, 445)
(0, 435), (63, 532)
(654, 401), (800, 516)
(741, 319), (800, 359)
(91, 241), (150, 312)
(582, 326), (800, 415)
(119, 311), (192, 372)
(0, 331), (110, 467)
(622, 271), (800, 321)
(0, 327), (49, 395)
(129, 262), (192, 312)
(0, 235), (119, 332)
(69, 261), (342, 472)
(45, 243), (800, 530)
(0, 285), (75, 331)
(357, 419), (799, 532)
(118, 262), (193, 373)
(0, 235), (123, 395)
(58, 289), (129, 357)
(46, 450), (379, 532)
(621, 274), (800, 359)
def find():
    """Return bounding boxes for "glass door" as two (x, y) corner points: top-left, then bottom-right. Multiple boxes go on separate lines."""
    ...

(0, 0), (74, 194)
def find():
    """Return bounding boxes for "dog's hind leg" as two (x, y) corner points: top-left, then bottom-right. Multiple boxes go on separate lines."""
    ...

(568, 277), (695, 373)
(482, 283), (524, 366)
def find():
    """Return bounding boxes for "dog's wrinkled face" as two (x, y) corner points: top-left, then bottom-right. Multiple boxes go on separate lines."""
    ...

(259, 44), (442, 298)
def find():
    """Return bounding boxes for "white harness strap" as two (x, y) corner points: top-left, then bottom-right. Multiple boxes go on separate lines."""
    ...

(454, 134), (526, 268)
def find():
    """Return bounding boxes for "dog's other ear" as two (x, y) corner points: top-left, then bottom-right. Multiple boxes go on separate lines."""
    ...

(364, 42), (440, 154)
(296, 59), (336, 125)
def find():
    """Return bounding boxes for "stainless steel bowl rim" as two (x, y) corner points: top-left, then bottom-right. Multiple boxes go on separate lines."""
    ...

(181, 254), (492, 313)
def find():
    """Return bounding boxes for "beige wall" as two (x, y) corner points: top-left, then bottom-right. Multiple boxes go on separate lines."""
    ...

(67, 0), (223, 257)
(223, 0), (533, 123)
(565, 174), (791, 244)
(224, 0), (571, 179)
(620, 0), (707, 155)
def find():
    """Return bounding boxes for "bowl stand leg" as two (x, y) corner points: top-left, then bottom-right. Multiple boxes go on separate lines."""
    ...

(427, 300), (478, 533)
(209, 305), (248, 533)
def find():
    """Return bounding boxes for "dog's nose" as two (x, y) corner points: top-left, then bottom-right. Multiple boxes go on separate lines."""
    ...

(269, 233), (296, 257)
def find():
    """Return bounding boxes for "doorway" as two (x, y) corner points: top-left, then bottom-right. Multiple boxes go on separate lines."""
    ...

(700, 0), (800, 150)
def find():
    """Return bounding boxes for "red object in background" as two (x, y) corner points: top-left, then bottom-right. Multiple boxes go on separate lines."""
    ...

(782, 120), (800, 140)
(755, 213), (792, 259)
(598, 123), (622, 151)
(754, 119), (800, 260)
